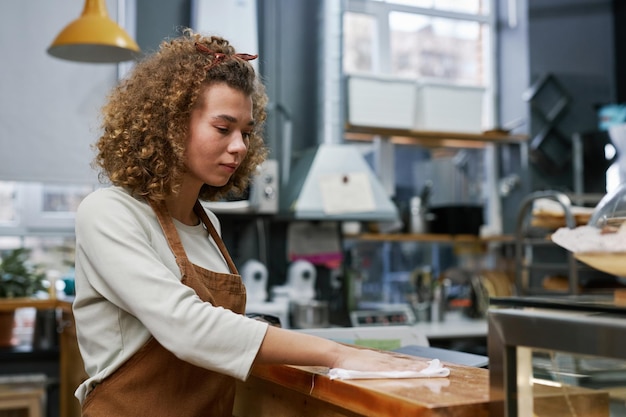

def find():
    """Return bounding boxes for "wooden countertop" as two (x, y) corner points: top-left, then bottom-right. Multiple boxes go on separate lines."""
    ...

(235, 354), (490, 417)
(4, 298), (609, 416)
(235, 351), (609, 416)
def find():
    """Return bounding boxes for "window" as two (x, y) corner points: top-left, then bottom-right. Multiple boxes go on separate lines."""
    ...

(343, 0), (494, 90)
(386, 0), (488, 15)
(0, 181), (95, 236)
(0, 182), (18, 225)
(0, 182), (93, 281)
(342, 0), (498, 227)
(0, 181), (94, 274)
(343, 13), (378, 74)
(389, 12), (487, 85)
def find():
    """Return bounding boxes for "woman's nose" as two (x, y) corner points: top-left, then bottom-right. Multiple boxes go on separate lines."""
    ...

(229, 132), (248, 153)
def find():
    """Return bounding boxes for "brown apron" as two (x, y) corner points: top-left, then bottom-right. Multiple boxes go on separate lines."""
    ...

(82, 200), (246, 417)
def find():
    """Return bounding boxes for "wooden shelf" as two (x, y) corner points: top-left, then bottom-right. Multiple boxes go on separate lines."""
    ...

(344, 233), (514, 244)
(0, 298), (72, 312)
(345, 123), (528, 149)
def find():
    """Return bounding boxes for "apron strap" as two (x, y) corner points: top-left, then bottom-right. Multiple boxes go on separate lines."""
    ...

(194, 201), (239, 275)
(149, 199), (239, 276)
(149, 200), (189, 272)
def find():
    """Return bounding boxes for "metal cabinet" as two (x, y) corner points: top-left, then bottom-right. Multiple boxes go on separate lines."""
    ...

(488, 295), (626, 417)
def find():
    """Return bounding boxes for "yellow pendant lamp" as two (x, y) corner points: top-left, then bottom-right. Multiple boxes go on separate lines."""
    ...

(48, 0), (140, 63)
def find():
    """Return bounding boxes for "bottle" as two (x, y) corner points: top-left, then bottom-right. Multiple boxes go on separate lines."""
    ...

(409, 196), (425, 234)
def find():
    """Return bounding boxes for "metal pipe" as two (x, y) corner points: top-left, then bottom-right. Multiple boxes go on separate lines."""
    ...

(318, 0), (344, 145)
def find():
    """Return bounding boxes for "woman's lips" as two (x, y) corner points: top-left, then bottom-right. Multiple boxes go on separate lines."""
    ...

(221, 163), (238, 174)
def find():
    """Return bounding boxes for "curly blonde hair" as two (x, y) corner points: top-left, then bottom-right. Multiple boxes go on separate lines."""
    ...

(95, 28), (268, 201)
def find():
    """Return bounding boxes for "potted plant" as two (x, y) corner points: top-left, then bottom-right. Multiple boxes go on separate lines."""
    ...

(0, 248), (47, 346)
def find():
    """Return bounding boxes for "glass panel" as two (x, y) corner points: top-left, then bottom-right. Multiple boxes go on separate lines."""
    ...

(42, 184), (92, 213)
(343, 239), (467, 309)
(22, 235), (76, 272)
(389, 11), (487, 86)
(0, 182), (17, 224)
(0, 181), (95, 231)
(521, 347), (626, 416)
(343, 12), (377, 74)
(385, 0), (489, 15)
(0, 237), (22, 250)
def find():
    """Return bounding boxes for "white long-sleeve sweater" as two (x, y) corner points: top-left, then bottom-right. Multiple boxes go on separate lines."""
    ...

(73, 186), (267, 404)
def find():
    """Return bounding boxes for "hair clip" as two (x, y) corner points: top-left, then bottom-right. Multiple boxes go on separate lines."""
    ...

(195, 42), (258, 70)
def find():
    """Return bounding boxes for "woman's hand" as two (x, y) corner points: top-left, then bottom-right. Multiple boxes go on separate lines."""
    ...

(256, 326), (429, 372)
(330, 344), (429, 372)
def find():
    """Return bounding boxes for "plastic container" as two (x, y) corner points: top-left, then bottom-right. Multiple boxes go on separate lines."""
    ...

(415, 82), (485, 133)
(409, 196), (425, 234)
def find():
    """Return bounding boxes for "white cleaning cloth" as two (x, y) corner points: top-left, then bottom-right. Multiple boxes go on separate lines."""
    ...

(328, 359), (451, 380)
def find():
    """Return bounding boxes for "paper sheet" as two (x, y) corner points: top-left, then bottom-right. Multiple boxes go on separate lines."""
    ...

(552, 225), (626, 253)
(319, 172), (376, 214)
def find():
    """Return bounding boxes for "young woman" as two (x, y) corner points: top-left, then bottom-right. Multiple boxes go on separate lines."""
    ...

(73, 29), (428, 417)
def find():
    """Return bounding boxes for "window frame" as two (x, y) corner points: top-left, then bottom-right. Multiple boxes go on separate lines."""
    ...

(0, 182), (97, 237)
(344, 0), (497, 126)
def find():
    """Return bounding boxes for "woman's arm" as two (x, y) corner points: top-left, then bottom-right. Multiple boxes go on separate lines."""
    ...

(255, 326), (428, 372)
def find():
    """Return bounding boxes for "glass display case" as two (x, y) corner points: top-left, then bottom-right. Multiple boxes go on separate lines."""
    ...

(341, 236), (500, 325)
(488, 295), (626, 416)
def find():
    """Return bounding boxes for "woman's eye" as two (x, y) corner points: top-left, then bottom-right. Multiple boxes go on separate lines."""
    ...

(216, 127), (229, 134)
(243, 132), (252, 141)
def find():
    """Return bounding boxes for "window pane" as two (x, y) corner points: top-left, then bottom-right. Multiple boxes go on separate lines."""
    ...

(0, 181), (94, 233)
(343, 12), (377, 74)
(42, 184), (92, 213)
(0, 182), (18, 224)
(523, 348), (626, 416)
(385, 0), (489, 15)
(389, 11), (487, 86)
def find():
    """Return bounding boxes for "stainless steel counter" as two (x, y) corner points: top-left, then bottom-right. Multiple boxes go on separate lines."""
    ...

(488, 296), (626, 417)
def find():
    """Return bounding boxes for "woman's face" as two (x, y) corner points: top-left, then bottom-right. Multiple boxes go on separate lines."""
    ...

(185, 83), (254, 188)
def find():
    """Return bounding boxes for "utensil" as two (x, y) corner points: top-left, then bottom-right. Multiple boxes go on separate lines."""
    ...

(419, 180), (432, 209)
(290, 300), (329, 329)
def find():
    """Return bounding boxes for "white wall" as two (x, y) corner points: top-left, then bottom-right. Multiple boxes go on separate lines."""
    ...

(0, 1), (120, 184)
(191, 0), (259, 72)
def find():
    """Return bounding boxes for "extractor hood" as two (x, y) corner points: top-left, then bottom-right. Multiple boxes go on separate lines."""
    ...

(280, 144), (399, 221)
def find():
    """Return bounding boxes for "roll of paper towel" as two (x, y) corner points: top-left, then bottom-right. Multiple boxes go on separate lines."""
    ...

(241, 259), (268, 302)
(286, 259), (316, 301)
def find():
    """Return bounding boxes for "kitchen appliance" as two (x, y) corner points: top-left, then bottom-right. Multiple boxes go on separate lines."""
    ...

(290, 300), (329, 329)
(202, 159), (279, 214)
(281, 260), (331, 329)
(241, 258), (290, 328)
(426, 204), (484, 235)
(280, 144), (399, 221)
(241, 259), (268, 303)
(349, 304), (416, 327)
